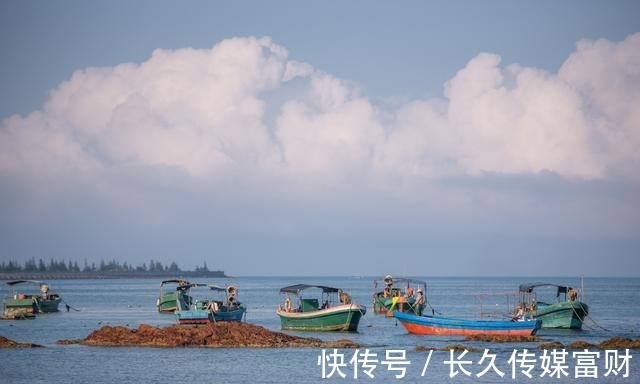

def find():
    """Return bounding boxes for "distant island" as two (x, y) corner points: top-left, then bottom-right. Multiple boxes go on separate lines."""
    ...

(0, 258), (226, 280)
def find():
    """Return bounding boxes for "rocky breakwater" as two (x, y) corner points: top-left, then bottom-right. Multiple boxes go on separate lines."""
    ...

(57, 322), (360, 348)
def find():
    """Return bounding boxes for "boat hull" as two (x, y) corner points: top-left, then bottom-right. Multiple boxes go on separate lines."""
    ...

(213, 307), (246, 322)
(38, 297), (61, 313)
(531, 301), (589, 329)
(176, 310), (212, 324)
(394, 311), (541, 336)
(3, 296), (60, 314)
(373, 295), (423, 316)
(278, 304), (366, 332)
(176, 305), (246, 324)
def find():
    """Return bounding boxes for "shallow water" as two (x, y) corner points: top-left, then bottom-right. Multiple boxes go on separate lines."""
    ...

(1, 276), (638, 383)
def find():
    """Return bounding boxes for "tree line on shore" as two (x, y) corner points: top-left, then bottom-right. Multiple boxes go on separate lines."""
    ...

(0, 258), (214, 274)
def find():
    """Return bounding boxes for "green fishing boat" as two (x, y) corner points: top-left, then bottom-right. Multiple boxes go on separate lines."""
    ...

(277, 284), (366, 332)
(175, 284), (246, 324)
(518, 283), (589, 329)
(372, 275), (426, 316)
(156, 279), (194, 313)
(3, 280), (61, 319)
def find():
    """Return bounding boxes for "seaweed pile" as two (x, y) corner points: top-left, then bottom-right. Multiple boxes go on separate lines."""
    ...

(0, 335), (42, 348)
(57, 322), (360, 348)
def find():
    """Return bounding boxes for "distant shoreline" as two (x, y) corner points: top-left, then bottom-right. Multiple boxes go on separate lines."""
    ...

(0, 271), (227, 280)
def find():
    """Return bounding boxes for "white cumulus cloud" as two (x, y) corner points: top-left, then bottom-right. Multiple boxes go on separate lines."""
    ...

(1, 33), (639, 198)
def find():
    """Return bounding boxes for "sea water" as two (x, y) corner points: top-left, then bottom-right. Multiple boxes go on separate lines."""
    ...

(0, 276), (638, 383)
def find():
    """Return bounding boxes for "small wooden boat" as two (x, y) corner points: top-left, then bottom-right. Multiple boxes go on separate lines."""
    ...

(394, 311), (541, 336)
(518, 283), (589, 329)
(277, 284), (366, 332)
(372, 275), (426, 316)
(156, 279), (194, 313)
(175, 284), (246, 324)
(3, 280), (61, 319)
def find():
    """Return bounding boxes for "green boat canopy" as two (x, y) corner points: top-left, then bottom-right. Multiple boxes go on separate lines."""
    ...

(279, 284), (340, 294)
(519, 283), (572, 295)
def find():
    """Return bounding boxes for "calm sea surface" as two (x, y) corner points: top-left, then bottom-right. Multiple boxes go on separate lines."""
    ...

(1, 276), (638, 383)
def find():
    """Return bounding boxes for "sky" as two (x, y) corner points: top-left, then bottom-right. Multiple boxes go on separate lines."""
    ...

(0, 1), (639, 277)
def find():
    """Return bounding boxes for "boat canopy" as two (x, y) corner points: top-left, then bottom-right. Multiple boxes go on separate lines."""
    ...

(160, 279), (191, 285)
(161, 279), (190, 284)
(373, 277), (426, 287)
(208, 285), (227, 292)
(183, 283), (208, 289)
(519, 283), (572, 295)
(160, 280), (207, 291)
(7, 280), (44, 286)
(279, 284), (340, 294)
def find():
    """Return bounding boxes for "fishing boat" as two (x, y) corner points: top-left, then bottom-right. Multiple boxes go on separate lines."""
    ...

(156, 279), (194, 313)
(3, 280), (61, 319)
(277, 284), (366, 332)
(175, 284), (246, 324)
(518, 283), (589, 329)
(372, 275), (426, 316)
(394, 311), (541, 336)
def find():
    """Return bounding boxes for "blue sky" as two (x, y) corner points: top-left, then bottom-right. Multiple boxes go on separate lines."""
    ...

(1, 1), (639, 276)
(3, 1), (638, 118)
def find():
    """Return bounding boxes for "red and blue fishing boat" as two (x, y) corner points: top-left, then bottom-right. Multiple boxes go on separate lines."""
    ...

(394, 311), (541, 336)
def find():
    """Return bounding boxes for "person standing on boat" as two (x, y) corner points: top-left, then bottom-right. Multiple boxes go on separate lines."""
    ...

(568, 288), (578, 301)
(339, 290), (352, 305)
(415, 289), (426, 316)
(406, 287), (414, 299)
(40, 284), (49, 300)
(284, 295), (292, 312)
(512, 304), (525, 321)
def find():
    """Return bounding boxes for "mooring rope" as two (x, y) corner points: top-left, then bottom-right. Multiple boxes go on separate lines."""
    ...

(579, 305), (612, 333)
(427, 301), (442, 316)
(61, 299), (80, 312)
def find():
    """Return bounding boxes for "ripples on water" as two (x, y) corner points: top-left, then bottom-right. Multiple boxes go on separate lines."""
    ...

(1, 276), (638, 383)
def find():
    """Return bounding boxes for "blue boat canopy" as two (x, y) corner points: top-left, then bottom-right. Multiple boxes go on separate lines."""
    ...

(519, 283), (572, 295)
(279, 284), (340, 294)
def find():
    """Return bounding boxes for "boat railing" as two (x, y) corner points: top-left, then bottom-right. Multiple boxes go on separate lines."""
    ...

(475, 291), (532, 320)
